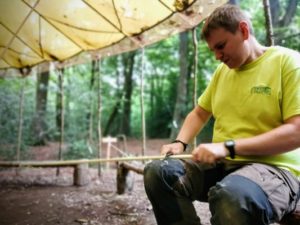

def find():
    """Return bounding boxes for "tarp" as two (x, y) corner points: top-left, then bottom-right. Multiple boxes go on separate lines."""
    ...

(0, 0), (225, 76)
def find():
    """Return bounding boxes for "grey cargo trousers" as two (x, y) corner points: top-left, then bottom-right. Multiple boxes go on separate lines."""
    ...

(143, 158), (300, 225)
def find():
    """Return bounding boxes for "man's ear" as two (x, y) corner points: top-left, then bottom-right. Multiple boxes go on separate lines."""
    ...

(239, 21), (249, 40)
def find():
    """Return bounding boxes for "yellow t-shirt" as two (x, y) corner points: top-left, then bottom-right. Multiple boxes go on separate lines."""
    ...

(198, 46), (300, 177)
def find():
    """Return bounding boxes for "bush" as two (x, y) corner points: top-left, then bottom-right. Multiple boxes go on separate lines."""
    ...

(64, 140), (95, 159)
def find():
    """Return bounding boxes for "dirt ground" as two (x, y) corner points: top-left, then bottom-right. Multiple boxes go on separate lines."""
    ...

(0, 139), (213, 225)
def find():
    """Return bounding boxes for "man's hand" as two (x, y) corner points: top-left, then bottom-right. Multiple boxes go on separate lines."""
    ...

(192, 143), (228, 164)
(160, 142), (185, 155)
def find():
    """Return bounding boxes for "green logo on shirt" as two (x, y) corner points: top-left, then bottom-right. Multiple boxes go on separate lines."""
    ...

(251, 86), (271, 95)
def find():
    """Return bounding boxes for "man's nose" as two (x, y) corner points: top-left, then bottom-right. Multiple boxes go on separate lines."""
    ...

(215, 51), (223, 61)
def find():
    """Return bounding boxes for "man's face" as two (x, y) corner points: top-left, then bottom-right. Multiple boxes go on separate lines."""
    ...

(206, 26), (248, 69)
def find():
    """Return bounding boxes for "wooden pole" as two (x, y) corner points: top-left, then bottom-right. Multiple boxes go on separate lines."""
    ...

(88, 61), (95, 147)
(16, 68), (31, 175)
(16, 78), (25, 162)
(1, 155), (290, 174)
(96, 58), (103, 177)
(57, 67), (64, 176)
(192, 27), (198, 149)
(0, 154), (194, 167)
(140, 48), (146, 162)
(16, 68), (31, 163)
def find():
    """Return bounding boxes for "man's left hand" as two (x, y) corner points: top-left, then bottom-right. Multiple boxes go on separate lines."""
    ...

(192, 143), (228, 164)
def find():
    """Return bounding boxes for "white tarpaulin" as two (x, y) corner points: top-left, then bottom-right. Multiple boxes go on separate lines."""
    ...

(0, 0), (225, 75)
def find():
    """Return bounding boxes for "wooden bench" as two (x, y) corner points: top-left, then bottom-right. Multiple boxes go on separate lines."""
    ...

(0, 159), (145, 189)
(0, 160), (90, 186)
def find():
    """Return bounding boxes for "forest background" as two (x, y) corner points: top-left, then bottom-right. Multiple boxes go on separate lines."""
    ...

(0, 0), (299, 161)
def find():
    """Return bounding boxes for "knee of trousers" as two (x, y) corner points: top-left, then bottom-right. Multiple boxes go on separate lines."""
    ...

(208, 175), (274, 223)
(143, 159), (185, 193)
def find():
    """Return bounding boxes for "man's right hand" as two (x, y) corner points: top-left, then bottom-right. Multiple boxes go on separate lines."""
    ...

(160, 142), (184, 155)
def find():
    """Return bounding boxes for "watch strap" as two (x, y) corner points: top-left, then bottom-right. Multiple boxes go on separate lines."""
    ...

(224, 140), (235, 159)
(172, 140), (188, 152)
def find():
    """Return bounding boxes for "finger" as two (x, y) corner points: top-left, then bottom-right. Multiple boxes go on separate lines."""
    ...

(206, 155), (216, 164)
(161, 145), (171, 155)
(191, 149), (203, 162)
(165, 151), (174, 158)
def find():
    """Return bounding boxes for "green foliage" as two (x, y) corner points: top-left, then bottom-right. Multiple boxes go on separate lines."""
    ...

(64, 140), (95, 159)
(0, 77), (36, 157)
(0, 79), (19, 144)
(273, 1), (300, 50)
(142, 36), (180, 138)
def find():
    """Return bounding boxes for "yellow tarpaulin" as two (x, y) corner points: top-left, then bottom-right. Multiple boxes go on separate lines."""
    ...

(0, 0), (225, 76)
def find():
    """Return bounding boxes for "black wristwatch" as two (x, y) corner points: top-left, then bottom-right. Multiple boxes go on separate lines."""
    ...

(224, 140), (235, 159)
(172, 140), (188, 152)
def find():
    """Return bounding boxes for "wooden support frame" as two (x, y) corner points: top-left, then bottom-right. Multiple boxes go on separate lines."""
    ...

(74, 163), (90, 186)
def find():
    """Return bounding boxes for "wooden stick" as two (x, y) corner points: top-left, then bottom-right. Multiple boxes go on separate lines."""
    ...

(119, 162), (144, 174)
(0, 154), (193, 167)
(16, 78), (25, 162)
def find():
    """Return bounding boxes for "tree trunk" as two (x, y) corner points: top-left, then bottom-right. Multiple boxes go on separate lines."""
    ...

(170, 32), (189, 139)
(32, 69), (49, 145)
(263, 0), (274, 46)
(87, 60), (96, 143)
(104, 92), (123, 136)
(120, 51), (136, 136)
(228, 0), (239, 5)
(269, 0), (298, 44)
(279, 0), (298, 27)
(104, 56), (123, 136)
(56, 68), (64, 136)
(269, 0), (280, 27)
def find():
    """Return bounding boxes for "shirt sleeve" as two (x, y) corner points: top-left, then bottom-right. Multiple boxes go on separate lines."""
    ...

(281, 50), (300, 120)
(197, 64), (223, 112)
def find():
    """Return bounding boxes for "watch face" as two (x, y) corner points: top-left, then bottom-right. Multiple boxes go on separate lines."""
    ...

(225, 140), (235, 159)
(226, 140), (235, 147)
